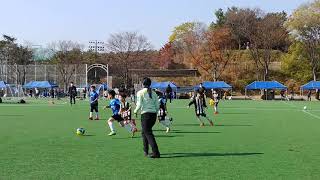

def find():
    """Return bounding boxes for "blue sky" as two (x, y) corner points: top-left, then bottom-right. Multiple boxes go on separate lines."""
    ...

(0, 0), (308, 49)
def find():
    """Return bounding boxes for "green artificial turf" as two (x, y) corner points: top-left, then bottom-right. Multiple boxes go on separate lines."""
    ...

(1, 98), (320, 180)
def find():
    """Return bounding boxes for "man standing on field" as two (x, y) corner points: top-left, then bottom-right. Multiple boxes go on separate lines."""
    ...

(68, 82), (77, 105)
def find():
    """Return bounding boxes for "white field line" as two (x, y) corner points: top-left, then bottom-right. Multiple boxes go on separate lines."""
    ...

(281, 101), (320, 120)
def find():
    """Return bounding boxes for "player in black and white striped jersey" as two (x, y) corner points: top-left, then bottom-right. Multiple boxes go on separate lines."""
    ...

(188, 90), (214, 127)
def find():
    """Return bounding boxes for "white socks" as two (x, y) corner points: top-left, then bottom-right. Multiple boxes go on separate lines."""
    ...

(89, 112), (93, 118)
(108, 121), (115, 132)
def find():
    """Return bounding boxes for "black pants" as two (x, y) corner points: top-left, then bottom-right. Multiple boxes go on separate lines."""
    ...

(70, 95), (76, 104)
(166, 93), (172, 103)
(141, 113), (160, 155)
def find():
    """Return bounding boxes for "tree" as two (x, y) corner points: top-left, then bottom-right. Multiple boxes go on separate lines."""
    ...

(285, 0), (320, 81)
(225, 7), (261, 50)
(169, 22), (235, 81)
(281, 42), (313, 83)
(249, 12), (289, 81)
(200, 27), (236, 81)
(106, 31), (152, 87)
(210, 8), (226, 29)
(0, 35), (33, 84)
(156, 42), (175, 69)
(49, 40), (84, 91)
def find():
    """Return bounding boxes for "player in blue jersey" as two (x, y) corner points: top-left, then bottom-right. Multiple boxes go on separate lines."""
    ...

(89, 85), (99, 120)
(104, 90), (123, 136)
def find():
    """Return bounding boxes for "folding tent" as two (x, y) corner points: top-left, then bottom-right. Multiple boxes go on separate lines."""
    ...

(23, 81), (58, 89)
(245, 81), (287, 100)
(0, 81), (7, 89)
(194, 81), (232, 90)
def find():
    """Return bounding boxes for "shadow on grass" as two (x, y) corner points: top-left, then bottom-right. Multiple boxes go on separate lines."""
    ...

(170, 131), (220, 134)
(0, 114), (24, 117)
(82, 134), (96, 137)
(153, 129), (181, 132)
(114, 135), (183, 139)
(215, 124), (253, 127)
(174, 124), (203, 127)
(221, 113), (249, 115)
(161, 152), (264, 158)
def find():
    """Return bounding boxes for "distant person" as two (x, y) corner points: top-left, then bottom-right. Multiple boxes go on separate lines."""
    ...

(166, 84), (173, 103)
(89, 85), (99, 120)
(199, 83), (206, 96)
(280, 90), (286, 100)
(50, 88), (54, 99)
(82, 88), (87, 99)
(35, 88), (40, 99)
(308, 90), (312, 101)
(188, 90), (214, 127)
(212, 90), (220, 115)
(29, 89), (33, 97)
(134, 77), (160, 158)
(68, 82), (77, 105)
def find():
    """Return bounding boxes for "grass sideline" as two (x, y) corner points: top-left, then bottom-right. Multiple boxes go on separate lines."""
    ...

(1, 98), (320, 179)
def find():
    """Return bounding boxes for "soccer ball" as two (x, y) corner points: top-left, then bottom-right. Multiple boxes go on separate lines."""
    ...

(303, 106), (307, 110)
(76, 128), (85, 135)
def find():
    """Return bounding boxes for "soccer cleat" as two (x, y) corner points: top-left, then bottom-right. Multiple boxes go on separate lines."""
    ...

(95, 117), (99, 120)
(166, 127), (170, 133)
(131, 128), (138, 138)
(108, 131), (116, 136)
(200, 123), (205, 127)
(210, 121), (214, 126)
(88, 117), (93, 120)
(148, 153), (160, 159)
(214, 112), (219, 115)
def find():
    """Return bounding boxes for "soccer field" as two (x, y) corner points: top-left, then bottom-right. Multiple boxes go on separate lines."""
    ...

(1, 99), (320, 180)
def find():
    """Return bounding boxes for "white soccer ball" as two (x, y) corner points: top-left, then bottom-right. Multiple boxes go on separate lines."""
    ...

(228, 96), (232, 100)
(76, 128), (85, 135)
(303, 106), (307, 110)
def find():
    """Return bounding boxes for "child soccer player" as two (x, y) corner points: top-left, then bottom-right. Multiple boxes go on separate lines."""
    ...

(119, 94), (138, 137)
(105, 90), (122, 136)
(89, 85), (99, 120)
(188, 90), (214, 127)
(105, 90), (137, 136)
(157, 91), (172, 133)
(212, 90), (219, 115)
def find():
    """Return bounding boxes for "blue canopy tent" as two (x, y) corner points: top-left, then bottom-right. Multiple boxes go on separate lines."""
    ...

(194, 81), (232, 90)
(23, 81), (58, 89)
(245, 81), (287, 100)
(301, 81), (320, 90)
(151, 81), (178, 99)
(300, 81), (320, 98)
(0, 81), (7, 89)
(151, 81), (178, 90)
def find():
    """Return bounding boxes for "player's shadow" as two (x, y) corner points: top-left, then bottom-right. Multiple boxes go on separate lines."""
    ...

(82, 134), (96, 137)
(161, 152), (264, 158)
(215, 124), (253, 127)
(174, 124), (203, 127)
(170, 131), (220, 134)
(221, 113), (249, 115)
(0, 114), (24, 117)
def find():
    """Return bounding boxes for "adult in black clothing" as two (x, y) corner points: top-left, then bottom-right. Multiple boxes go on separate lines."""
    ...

(166, 84), (173, 103)
(50, 88), (55, 99)
(68, 82), (77, 105)
(308, 90), (312, 101)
